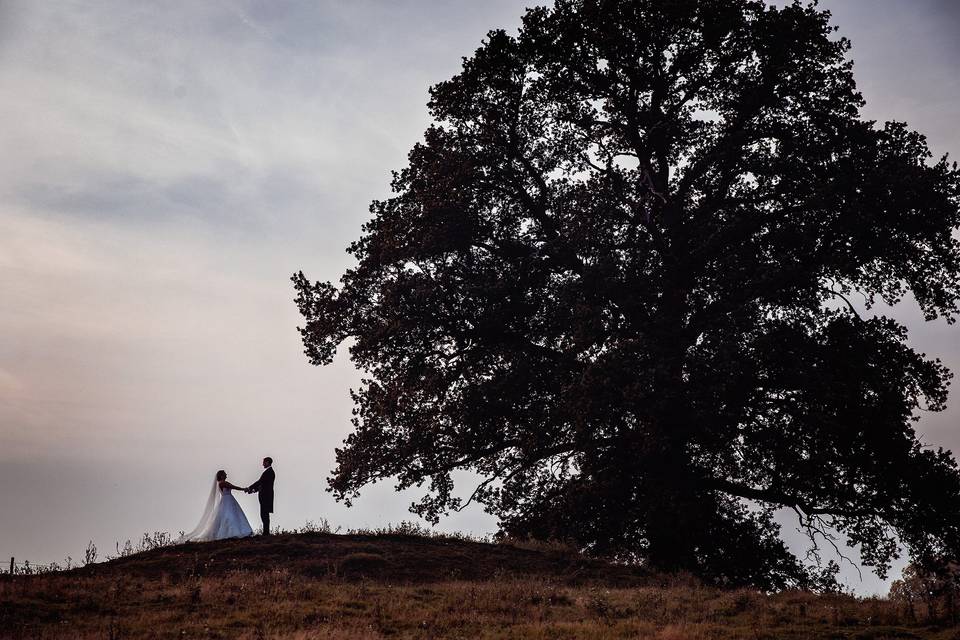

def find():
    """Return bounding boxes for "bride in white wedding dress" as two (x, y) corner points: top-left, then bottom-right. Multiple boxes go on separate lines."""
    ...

(179, 470), (254, 542)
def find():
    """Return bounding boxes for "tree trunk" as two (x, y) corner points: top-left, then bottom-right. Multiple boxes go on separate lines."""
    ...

(642, 268), (699, 573)
(642, 421), (700, 573)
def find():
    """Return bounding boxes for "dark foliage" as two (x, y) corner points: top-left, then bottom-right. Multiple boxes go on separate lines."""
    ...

(294, 0), (960, 589)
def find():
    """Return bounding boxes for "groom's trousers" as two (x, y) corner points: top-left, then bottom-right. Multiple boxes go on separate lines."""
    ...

(260, 505), (271, 536)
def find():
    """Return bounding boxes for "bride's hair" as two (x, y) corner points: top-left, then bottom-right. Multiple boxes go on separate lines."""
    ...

(215, 470), (227, 481)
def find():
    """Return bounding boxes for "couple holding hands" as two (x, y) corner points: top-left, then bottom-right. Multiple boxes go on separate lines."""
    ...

(179, 457), (275, 542)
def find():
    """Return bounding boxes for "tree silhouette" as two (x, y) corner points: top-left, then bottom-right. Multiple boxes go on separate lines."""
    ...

(294, 0), (960, 588)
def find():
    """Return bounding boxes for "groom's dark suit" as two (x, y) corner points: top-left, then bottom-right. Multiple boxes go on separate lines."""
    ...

(249, 466), (275, 535)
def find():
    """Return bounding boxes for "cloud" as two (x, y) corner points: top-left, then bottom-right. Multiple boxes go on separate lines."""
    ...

(0, 367), (24, 399)
(0, 0), (534, 570)
(0, 1), (429, 237)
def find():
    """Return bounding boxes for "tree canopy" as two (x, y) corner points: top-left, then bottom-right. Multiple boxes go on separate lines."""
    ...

(294, 0), (960, 589)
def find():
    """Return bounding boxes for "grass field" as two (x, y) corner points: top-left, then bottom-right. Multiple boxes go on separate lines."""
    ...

(1, 531), (957, 639)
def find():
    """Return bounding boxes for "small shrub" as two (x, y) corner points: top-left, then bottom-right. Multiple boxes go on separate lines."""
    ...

(84, 540), (98, 566)
(298, 519), (339, 534)
(498, 536), (579, 555)
(339, 552), (388, 576)
(587, 589), (613, 620)
(300, 560), (336, 579)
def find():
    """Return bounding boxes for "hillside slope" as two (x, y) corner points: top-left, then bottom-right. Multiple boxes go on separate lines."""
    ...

(0, 532), (951, 639)
(70, 531), (648, 585)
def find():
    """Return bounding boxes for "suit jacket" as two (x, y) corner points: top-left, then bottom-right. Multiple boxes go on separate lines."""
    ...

(250, 466), (275, 513)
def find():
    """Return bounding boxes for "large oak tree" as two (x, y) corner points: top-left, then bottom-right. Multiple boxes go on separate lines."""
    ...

(294, 0), (960, 588)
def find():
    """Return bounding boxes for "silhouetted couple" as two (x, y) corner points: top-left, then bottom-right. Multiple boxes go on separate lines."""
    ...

(179, 457), (275, 542)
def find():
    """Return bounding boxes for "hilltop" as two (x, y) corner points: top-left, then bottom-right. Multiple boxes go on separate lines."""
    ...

(68, 530), (648, 585)
(0, 532), (952, 639)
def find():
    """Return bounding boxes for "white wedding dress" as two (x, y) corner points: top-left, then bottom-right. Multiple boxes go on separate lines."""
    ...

(179, 481), (254, 542)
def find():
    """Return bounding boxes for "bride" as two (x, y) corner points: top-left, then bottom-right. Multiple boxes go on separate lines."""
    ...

(179, 470), (254, 542)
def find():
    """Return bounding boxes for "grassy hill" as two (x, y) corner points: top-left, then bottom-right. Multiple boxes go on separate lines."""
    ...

(0, 531), (953, 639)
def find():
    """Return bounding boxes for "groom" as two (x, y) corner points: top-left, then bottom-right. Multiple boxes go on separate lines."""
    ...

(246, 457), (275, 536)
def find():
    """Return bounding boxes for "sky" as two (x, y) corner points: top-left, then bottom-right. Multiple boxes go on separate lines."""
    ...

(0, 0), (958, 594)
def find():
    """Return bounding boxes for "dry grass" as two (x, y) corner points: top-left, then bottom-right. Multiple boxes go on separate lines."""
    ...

(0, 532), (956, 639)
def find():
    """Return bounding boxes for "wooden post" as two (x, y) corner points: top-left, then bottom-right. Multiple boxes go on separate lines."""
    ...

(8, 557), (13, 575)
